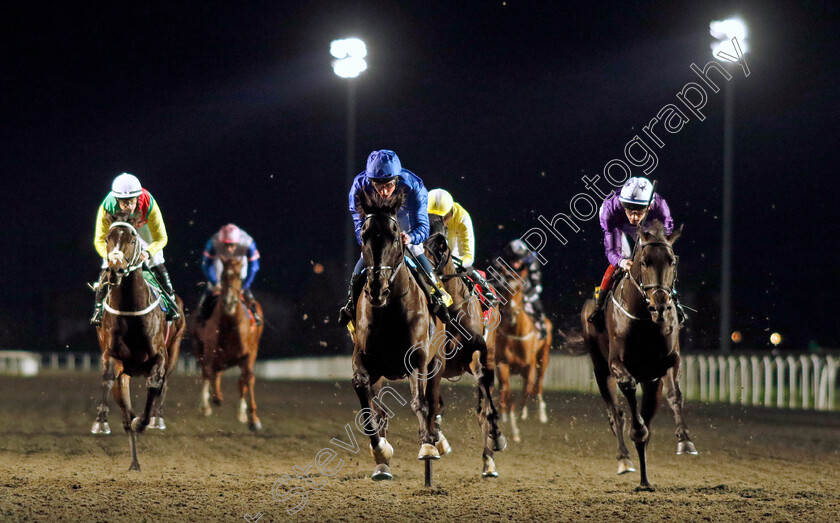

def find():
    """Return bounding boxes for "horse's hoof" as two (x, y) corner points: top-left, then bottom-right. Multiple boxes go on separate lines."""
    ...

(91, 421), (111, 435)
(482, 457), (499, 478)
(212, 398), (222, 406)
(418, 443), (441, 460)
(372, 464), (392, 481)
(617, 458), (636, 475)
(488, 433), (507, 452)
(677, 441), (698, 455)
(521, 407), (529, 420)
(130, 417), (147, 433)
(370, 439), (394, 463)
(512, 434), (521, 443)
(200, 406), (212, 417)
(129, 461), (141, 472)
(435, 434), (452, 456)
(149, 417), (165, 430)
(539, 405), (548, 424)
(635, 483), (656, 492)
(249, 420), (262, 432)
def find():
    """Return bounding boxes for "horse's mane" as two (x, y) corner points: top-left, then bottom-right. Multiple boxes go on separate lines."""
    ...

(357, 187), (407, 217)
(110, 210), (138, 226)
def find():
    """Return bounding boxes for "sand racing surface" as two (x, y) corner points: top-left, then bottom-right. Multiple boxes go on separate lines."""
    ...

(0, 374), (838, 521)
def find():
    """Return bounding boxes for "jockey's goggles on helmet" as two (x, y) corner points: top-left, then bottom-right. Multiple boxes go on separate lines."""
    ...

(620, 201), (649, 212)
(371, 177), (398, 188)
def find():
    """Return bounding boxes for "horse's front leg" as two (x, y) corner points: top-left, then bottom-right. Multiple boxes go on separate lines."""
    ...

(609, 338), (636, 388)
(352, 362), (393, 480)
(239, 357), (261, 431)
(663, 359), (697, 455)
(131, 353), (165, 434)
(91, 356), (116, 435)
(112, 374), (140, 471)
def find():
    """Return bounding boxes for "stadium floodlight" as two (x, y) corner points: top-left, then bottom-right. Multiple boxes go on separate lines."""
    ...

(710, 18), (748, 57)
(711, 17), (748, 353)
(331, 38), (367, 78)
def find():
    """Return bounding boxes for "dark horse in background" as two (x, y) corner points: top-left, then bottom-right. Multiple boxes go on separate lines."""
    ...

(492, 266), (552, 444)
(424, 215), (506, 478)
(581, 221), (696, 490)
(350, 189), (445, 481)
(192, 257), (264, 431)
(92, 213), (185, 470)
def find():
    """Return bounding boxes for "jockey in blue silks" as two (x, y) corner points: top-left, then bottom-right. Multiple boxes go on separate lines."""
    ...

(339, 149), (453, 328)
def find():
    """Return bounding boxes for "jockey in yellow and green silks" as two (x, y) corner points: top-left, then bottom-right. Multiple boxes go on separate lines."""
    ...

(91, 173), (180, 325)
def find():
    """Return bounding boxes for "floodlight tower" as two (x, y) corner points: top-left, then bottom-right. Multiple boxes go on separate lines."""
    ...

(710, 19), (747, 353)
(331, 38), (368, 282)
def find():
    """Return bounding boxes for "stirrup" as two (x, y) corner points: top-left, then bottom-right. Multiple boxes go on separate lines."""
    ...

(90, 307), (103, 326)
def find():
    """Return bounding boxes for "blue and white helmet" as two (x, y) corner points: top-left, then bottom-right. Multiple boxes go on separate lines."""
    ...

(365, 150), (402, 180)
(619, 177), (654, 209)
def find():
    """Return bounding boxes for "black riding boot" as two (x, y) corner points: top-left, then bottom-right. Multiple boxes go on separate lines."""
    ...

(90, 271), (109, 326)
(587, 287), (609, 331)
(468, 268), (500, 307)
(243, 288), (263, 326)
(151, 264), (180, 322)
(339, 273), (365, 327)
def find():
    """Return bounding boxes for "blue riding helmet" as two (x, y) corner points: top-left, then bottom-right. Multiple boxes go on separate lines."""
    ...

(366, 150), (402, 180)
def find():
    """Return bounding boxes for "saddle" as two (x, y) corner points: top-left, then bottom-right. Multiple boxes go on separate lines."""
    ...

(142, 270), (172, 314)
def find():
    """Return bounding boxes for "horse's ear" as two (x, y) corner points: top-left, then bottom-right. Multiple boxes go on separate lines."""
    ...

(667, 224), (684, 244)
(388, 188), (407, 215)
(637, 224), (650, 243)
(357, 187), (375, 216)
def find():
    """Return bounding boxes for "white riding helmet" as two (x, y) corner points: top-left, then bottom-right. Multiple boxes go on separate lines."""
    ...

(619, 177), (653, 208)
(110, 173), (143, 199)
(427, 188), (454, 216)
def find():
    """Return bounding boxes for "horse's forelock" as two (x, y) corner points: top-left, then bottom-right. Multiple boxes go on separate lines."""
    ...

(641, 220), (668, 242)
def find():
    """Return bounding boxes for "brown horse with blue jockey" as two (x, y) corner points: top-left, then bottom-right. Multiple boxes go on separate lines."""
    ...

(192, 256), (264, 431)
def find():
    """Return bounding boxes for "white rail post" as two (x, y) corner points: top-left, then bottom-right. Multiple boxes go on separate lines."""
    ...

(739, 355), (749, 404)
(799, 355), (811, 409)
(728, 356), (738, 404)
(708, 356), (718, 402)
(826, 356), (838, 410)
(762, 356), (773, 407)
(684, 356), (696, 400)
(810, 355), (824, 410)
(717, 355), (728, 403)
(698, 356), (708, 402)
(775, 356), (785, 408)
(786, 356), (799, 409)
(750, 356), (761, 406)
(50, 353), (59, 370)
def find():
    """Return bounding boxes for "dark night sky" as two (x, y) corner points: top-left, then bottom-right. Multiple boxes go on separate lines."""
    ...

(1, 0), (838, 354)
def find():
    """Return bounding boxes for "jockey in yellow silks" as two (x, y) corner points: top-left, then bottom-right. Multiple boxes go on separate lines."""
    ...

(427, 188), (475, 268)
(91, 173), (180, 325)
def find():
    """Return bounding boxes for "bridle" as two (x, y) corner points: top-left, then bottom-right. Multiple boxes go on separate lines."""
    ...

(625, 240), (677, 308)
(361, 213), (404, 287)
(106, 221), (145, 274)
(425, 231), (452, 275)
(102, 221), (161, 317)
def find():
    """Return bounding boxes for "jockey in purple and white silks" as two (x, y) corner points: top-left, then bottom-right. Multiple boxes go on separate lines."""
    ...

(587, 176), (686, 328)
(338, 149), (453, 328)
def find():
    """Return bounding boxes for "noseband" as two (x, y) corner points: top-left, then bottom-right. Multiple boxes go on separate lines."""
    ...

(627, 240), (676, 305)
(108, 221), (145, 274)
